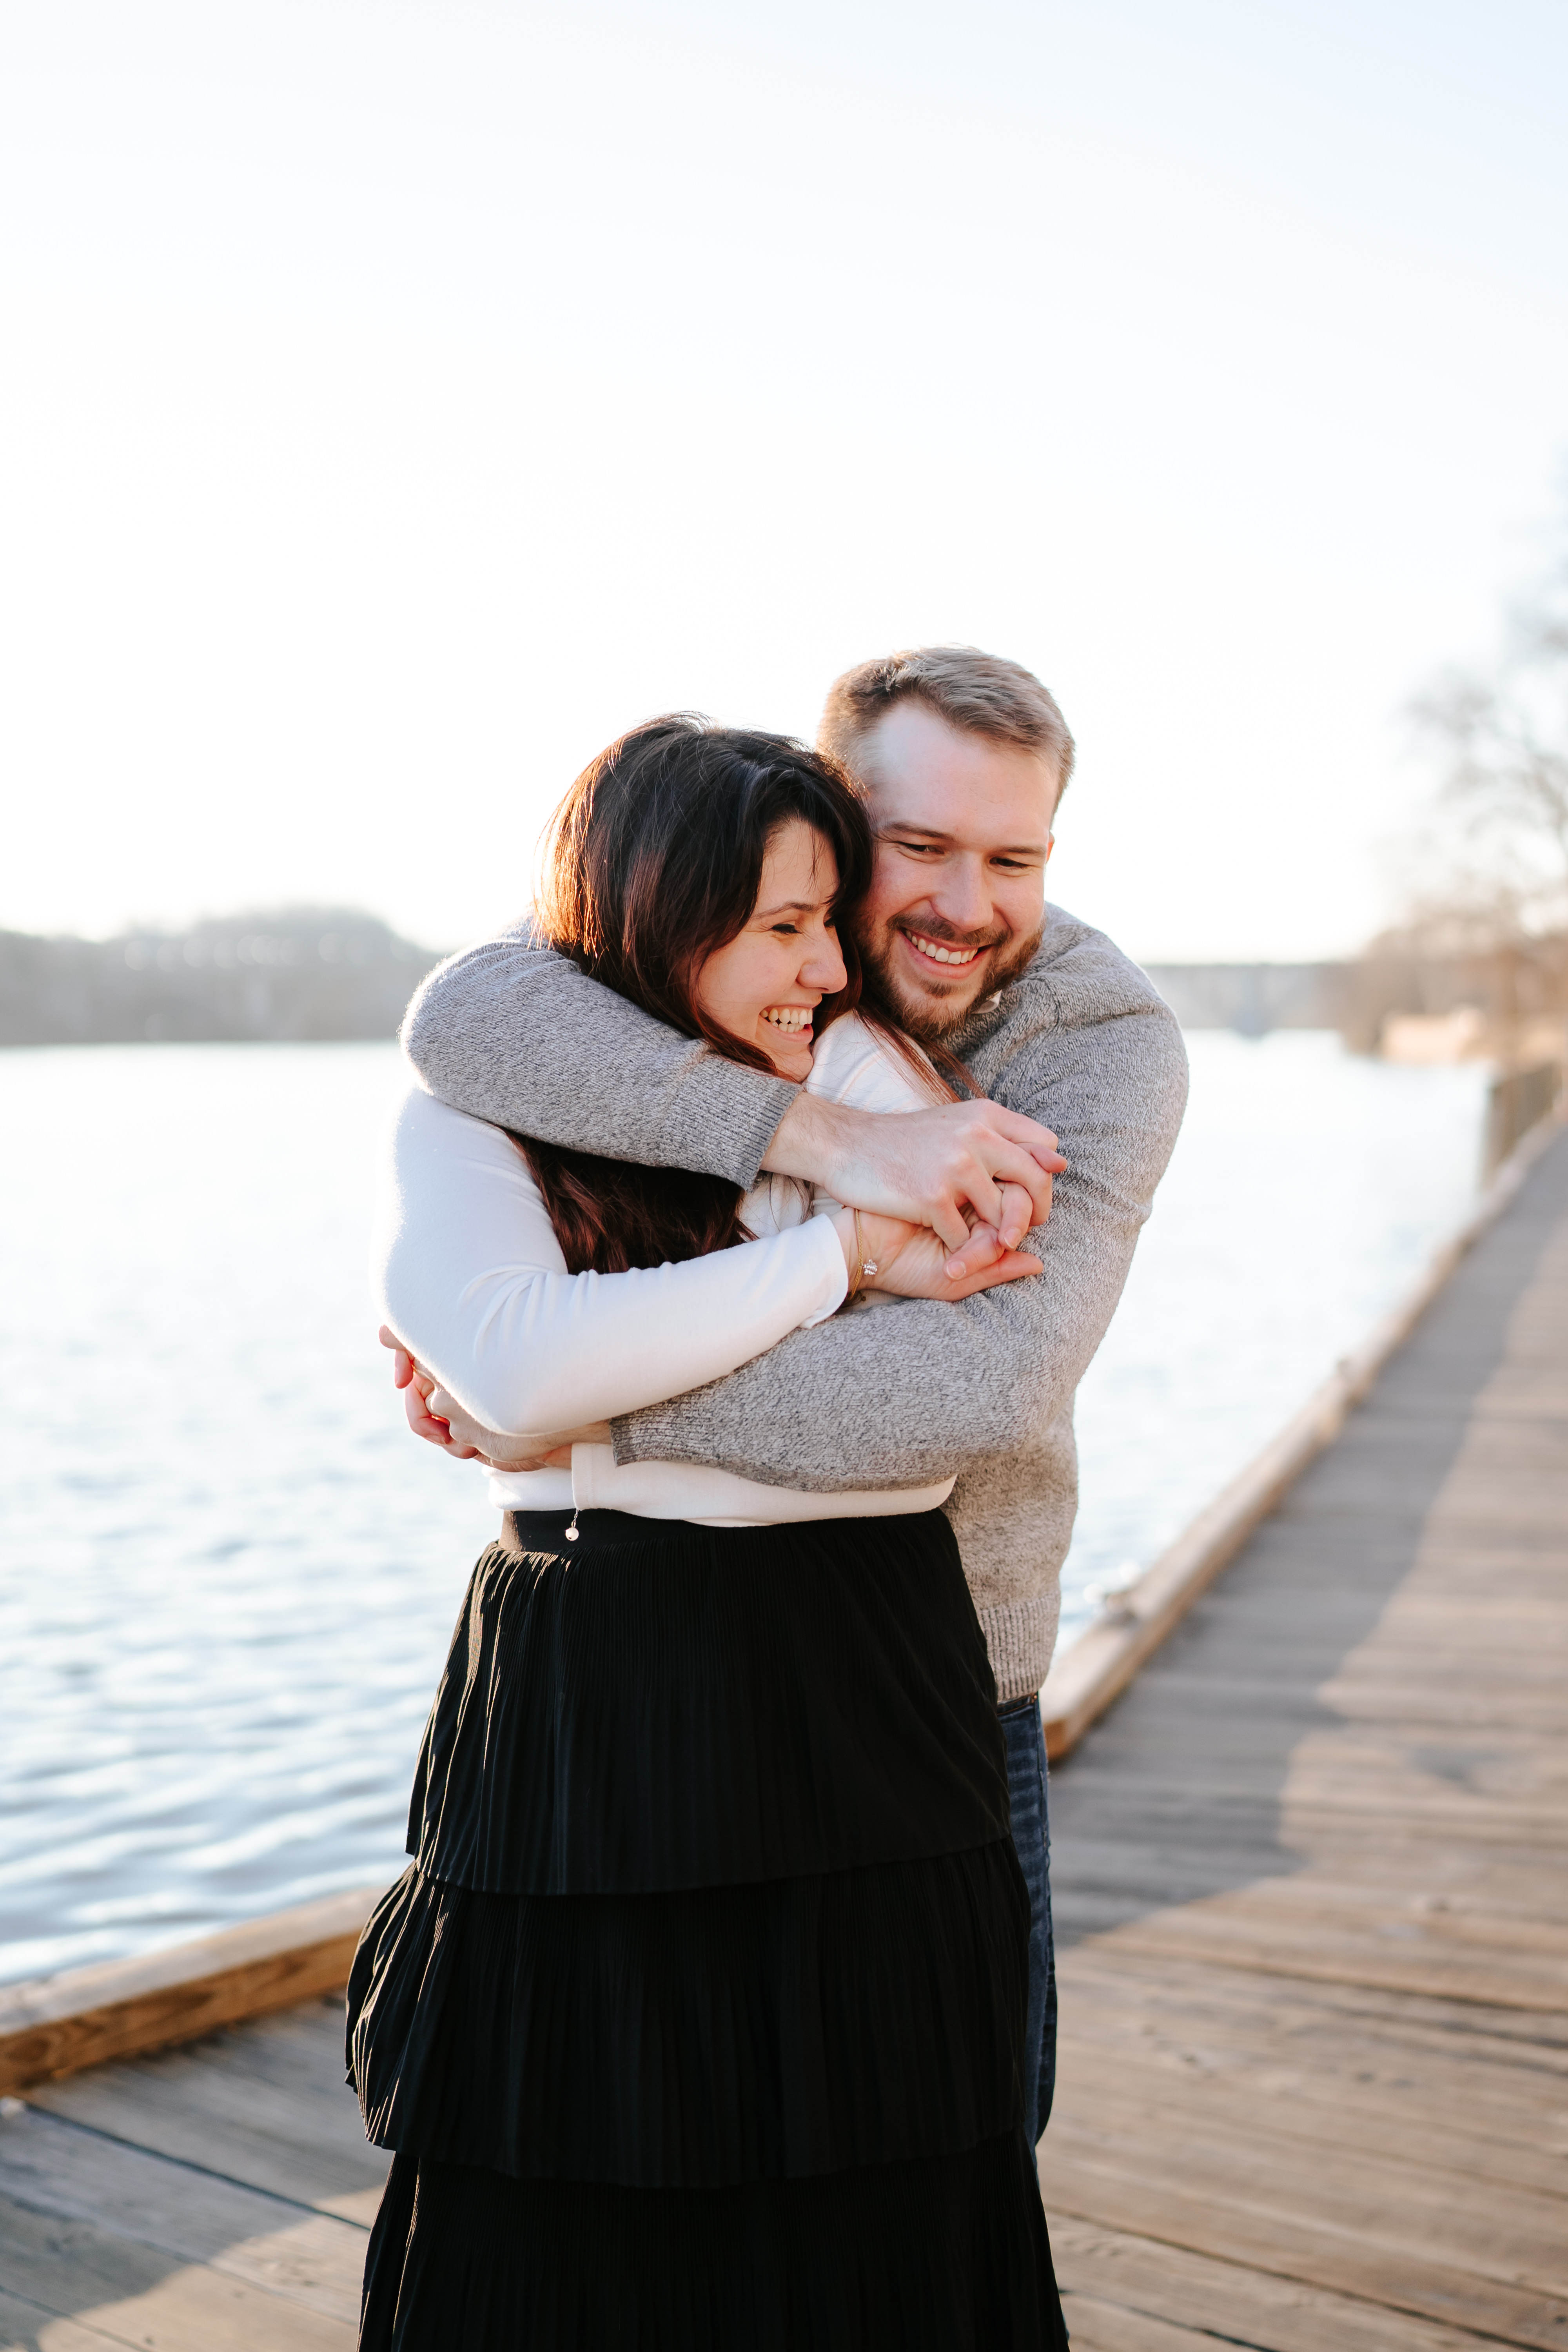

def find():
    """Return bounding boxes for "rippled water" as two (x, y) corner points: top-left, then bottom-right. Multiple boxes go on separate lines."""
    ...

(0, 1036), (1492, 1984)
(1060, 1031), (1492, 1637)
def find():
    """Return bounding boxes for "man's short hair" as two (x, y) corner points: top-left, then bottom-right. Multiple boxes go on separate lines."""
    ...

(818, 646), (1076, 805)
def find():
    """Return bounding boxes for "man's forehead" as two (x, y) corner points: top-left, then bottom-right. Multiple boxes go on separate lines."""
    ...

(866, 779), (1056, 853)
(860, 704), (1058, 838)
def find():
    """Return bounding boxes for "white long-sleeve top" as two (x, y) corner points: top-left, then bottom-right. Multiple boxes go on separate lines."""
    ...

(374, 1012), (956, 1528)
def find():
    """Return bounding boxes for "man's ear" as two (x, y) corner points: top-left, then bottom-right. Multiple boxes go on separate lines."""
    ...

(1045, 834), (1055, 866)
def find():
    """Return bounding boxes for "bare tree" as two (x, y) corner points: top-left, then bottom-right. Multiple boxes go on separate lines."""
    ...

(1407, 548), (1568, 946)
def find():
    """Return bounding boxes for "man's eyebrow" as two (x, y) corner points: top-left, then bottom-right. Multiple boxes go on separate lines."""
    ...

(877, 819), (1049, 855)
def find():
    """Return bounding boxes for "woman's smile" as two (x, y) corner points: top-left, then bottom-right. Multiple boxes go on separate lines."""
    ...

(693, 817), (849, 1078)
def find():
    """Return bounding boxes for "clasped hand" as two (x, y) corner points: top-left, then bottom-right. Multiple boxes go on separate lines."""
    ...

(766, 1093), (1065, 1282)
(384, 1092), (1065, 1456)
(378, 1329), (610, 1466)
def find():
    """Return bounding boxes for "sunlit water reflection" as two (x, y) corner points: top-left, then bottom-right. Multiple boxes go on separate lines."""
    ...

(0, 1036), (1491, 1983)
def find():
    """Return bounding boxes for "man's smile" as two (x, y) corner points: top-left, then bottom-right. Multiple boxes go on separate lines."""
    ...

(898, 927), (988, 973)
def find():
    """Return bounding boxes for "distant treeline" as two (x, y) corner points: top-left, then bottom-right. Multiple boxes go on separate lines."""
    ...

(4, 912), (1563, 1050)
(0, 910), (441, 1046)
(1145, 936), (1568, 1050)
(1142, 964), (1343, 1037)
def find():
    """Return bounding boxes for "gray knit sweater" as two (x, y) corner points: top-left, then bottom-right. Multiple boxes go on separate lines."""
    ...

(401, 907), (1188, 1701)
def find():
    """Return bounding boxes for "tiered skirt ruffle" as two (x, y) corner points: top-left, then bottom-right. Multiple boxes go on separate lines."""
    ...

(349, 1508), (1067, 2349)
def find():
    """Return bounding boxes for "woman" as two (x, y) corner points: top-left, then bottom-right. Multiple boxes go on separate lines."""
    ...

(356, 717), (1069, 2348)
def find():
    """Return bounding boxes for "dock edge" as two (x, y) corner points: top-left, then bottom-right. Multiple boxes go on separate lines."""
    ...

(0, 1886), (383, 2094)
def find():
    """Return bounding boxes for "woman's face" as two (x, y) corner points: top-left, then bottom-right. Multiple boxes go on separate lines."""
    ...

(693, 819), (849, 1080)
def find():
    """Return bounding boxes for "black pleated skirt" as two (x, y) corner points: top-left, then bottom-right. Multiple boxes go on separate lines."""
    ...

(347, 1506), (1067, 2349)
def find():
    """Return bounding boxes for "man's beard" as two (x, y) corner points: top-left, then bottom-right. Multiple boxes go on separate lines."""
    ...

(858, 917), (1044, 1043)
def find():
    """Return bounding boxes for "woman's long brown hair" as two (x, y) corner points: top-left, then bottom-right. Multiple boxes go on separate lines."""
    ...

(516, 716), (887, 1275)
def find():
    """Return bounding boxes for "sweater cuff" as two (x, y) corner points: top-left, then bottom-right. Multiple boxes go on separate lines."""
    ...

(977, 1595), (1061, 1705)
(670, 1063), (800, 1190)
(800, 1210), (851, 1326)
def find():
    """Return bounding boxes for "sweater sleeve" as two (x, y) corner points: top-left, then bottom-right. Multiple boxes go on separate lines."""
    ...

(401, 926), (797, 1189)
(610, 990), (1190, 1489)
(374, 1088), (849, 1436)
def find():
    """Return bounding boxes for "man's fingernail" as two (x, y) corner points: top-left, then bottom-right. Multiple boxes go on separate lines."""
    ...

(946, 1259), (965, 1279)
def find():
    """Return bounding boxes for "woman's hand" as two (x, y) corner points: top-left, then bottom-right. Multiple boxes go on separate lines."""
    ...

(379, 1328), (611, 1465)
(829, 1210), (1042, 1305)
(424, 1383), (613, 1470)
(381, 1325), (486, 1456)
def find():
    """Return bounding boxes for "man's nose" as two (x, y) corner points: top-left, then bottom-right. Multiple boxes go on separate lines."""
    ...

(926, 856), (993, 936)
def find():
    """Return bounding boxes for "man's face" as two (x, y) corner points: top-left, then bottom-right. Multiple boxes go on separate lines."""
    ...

(852, 699), (1058, 1038)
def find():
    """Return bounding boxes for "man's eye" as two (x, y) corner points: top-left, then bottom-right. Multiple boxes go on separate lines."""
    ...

(894, 840), (941, 855)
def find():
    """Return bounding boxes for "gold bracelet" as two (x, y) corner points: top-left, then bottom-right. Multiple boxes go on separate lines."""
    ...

(852, 1207), (880, 1297)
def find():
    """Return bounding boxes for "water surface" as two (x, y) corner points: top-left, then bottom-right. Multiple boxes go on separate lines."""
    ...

(0, 1035), (1491, 1982)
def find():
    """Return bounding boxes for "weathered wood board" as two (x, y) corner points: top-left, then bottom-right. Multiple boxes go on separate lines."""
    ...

(1041, 1125), (1568, 2349)
(0, 1893), (381, 2099)
(0, 1997), (383, 2348)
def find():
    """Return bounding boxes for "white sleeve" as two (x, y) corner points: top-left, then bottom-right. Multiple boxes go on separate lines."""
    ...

(372, 1085), (849, 1436)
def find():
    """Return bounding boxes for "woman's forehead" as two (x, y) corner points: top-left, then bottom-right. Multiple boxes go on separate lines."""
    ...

(758, 818), (838, 906)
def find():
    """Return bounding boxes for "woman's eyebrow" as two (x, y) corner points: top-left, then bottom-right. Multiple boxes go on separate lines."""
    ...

(755, 895), (832, 917)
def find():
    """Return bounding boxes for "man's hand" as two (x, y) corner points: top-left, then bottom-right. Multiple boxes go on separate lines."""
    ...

(763, 1096), (1066, 1261)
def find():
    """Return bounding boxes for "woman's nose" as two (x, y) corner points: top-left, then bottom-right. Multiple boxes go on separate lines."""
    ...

(801, 933), (848, 993)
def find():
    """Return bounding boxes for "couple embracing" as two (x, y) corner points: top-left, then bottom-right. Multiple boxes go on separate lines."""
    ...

(356, 646), (1188, 2347)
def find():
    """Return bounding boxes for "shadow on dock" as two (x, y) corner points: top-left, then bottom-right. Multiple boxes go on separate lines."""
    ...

(0, 1998), (384, 2347)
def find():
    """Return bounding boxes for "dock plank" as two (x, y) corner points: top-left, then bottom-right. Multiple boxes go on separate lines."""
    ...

(1042, 1124), (1568, 2350)
(0, 2285), (131, 2351)
(0, 2193), (355, 2351)
(27, 2000), (387, 2223)
(1053, 2220), (1528, 2352)
(0, 2105), (366, 2319)
(0, 2001), (376, 2345)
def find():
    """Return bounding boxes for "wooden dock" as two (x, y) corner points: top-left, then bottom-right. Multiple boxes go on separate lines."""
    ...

(0, 1995), (383, 2347)
(1042, 1122), (1568, 2348)
(1, 1124), (1564, 2348)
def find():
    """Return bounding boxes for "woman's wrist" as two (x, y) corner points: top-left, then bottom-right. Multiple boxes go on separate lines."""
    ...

(831, 1206), (904, 1295)
(831, 1208), (862, 1291)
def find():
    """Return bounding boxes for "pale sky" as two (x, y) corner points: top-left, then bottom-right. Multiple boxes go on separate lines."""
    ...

(4, 0), (1566, 961)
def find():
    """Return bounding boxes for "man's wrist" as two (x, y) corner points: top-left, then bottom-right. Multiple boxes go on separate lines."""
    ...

(759, 1090), (855, 1189)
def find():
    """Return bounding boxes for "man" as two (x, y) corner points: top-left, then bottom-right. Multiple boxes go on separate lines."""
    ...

(395, 646), (1188, 2143)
